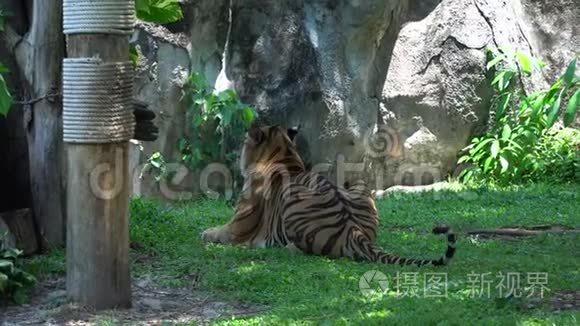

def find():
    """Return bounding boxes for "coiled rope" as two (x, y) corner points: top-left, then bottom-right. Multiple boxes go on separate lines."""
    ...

(63, 58), (135, 143)
(63, 0), (135, 35)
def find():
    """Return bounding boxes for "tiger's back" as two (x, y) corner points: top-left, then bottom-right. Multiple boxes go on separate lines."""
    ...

(281, 173), (379, 258)
(201, 126), (456, 267)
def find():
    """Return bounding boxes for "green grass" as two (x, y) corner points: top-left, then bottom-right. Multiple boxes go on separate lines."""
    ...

(26, 183), (580, 325)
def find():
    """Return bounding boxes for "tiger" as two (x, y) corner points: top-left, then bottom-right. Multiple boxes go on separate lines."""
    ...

(201, 125), (456, 266)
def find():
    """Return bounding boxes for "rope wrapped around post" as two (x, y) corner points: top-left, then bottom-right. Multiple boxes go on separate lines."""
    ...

(63, 0), (135, 35)
(63, 58), (135, 143)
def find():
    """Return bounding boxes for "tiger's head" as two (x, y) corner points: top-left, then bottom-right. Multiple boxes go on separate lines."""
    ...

(240, 125), (304, 177)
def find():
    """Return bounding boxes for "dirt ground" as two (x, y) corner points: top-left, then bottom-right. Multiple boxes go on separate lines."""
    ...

(1, 276), (263, 325)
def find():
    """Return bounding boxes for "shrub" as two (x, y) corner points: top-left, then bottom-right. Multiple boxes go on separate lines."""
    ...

(142, 73), (257, 196)
(528, 127), (580, 183)
(459, 49), (579, 184)
(178, 72), (257, 171)
(0, 239), (36, 304)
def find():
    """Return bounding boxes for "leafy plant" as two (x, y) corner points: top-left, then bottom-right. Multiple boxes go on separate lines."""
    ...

(0, 4), (9, 32)
(179, 72), (257, 171)
(129, 45), (139, 67)
(141, 151), (168, 182)
(135, 0), (183, 24)
(0, 238), (36, 304)
(130, 0), (183, 65)
(0, 63), (12, 117)
(459, 49), (579, 184)
(527, 128), (580, 182)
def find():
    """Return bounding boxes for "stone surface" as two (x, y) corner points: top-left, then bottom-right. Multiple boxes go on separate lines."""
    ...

(380, 0), (494, 186)
(377, 0), (579, 186)
(130, 0), (579, 195)
(218, 0), (408, 186)
(130, 24), (194, 198)
(129, 1), (230, 199)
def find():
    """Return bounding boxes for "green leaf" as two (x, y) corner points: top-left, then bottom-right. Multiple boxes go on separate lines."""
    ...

(242, 106), (256, 127)
(492, 70), (514, 92)
(0, 272), (8, 292)
(189, 72), (208, 92)
(136, 0), (183, 24)
(0, 259), (13, 269)
(0, 72), (13, 117)
(129, 45), (139, 67)
(177, 138), (189, 151)
(193, 97), (205, 105)
(457, 155), (471, 164)
(0, 7), (9, 32)
(492, 71), (506, 86)
(499, 156), (509, 173)
(135, 0), (151, 15)
(486, 55), (505, 71)
(505, 139), (523, 151)
(564, 89), (579, 126)
(460, 169), (474, 182)
(473, 138), (494, 154)
(496, 93), (511, 117)
(491, 140), (500, 158)
(498, 71), (514, 91)
(221, 107), (233, 127)
(546, 89), (564, 128)
(562, 58), (577, 86)
(1, 248), (21, 259)
(515, 51), (532, 74)
(0, 63), (8, 74)
(483, 156), (494, 172)
(218, 89), (236, 103)
(501, 124), (512, 141)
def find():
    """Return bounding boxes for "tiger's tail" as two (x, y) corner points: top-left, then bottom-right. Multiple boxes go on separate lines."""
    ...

(355, 225), (456, 267)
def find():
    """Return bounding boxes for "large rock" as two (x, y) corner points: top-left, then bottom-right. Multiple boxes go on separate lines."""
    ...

(130, 0), (229, 199)
(378, 0), (578, 186)
(380, 0), (493, 186)
(131, 0), (579, 197)
(217, 0), (408, 186)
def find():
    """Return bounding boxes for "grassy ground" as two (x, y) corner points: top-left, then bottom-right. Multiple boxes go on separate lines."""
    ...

(25, 183), (579, 325)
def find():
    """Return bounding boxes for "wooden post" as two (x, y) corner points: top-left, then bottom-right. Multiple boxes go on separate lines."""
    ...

(65, 36), (132, 309)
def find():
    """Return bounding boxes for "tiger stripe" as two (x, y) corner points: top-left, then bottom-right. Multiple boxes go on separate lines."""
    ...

(201, 126), (456, 267)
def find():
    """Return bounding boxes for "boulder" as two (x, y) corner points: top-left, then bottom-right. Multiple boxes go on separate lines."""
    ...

(379, 0), (578, 186)
(218, 0), (408, 186)
(130, 0), (229, 199)
(131, 0), (579, 196)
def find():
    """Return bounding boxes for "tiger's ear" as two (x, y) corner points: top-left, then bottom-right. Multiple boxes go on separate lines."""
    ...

(287, 126), (300, 141)
(248, 127), (265, 145)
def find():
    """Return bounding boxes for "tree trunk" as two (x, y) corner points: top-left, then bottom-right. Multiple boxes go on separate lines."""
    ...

(0, 1), (31, 215)
(4, 0), (66, 249)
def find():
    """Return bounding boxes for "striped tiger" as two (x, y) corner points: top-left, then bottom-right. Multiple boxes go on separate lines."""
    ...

(201, 126), (456, 266)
